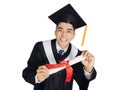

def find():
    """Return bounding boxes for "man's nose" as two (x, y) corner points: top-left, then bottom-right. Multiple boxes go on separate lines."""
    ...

(61, 31), (66, 37)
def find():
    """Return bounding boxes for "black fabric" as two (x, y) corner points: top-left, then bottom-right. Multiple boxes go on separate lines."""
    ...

(48, 4), (86, 29)
(22, 39), (97, 90)
(22, 42), (50, 85)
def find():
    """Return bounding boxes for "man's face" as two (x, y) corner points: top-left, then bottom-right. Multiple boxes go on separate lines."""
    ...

(55, 22), (75, 49)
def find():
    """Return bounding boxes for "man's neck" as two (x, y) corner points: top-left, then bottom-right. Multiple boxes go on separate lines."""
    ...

(56, 41), (69, 53)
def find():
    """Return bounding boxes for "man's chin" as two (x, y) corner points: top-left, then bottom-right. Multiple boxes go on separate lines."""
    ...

(60, 41), (67, 45)
(59, 42), (69, 48)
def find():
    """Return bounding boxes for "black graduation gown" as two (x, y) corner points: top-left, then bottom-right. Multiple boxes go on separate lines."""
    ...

(22, 39), (97, 90)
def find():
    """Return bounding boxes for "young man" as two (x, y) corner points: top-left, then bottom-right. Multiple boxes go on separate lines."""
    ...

(22, 4), (97, 90)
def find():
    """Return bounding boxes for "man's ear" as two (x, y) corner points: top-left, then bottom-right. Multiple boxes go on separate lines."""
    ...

(72, 31), (76, 39)
(54, 29), (57, 36)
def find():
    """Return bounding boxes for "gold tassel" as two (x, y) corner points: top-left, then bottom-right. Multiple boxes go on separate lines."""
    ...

(81, 25), (87, 46)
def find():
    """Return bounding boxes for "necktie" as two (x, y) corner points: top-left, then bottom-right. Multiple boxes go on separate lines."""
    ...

(59, 50), (64, 57)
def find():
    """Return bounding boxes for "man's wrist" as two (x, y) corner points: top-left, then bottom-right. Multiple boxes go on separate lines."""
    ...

(84, 66), (94, 73)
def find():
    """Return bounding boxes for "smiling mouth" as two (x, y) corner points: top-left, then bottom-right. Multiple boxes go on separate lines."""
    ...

(60, 38), (67, 42)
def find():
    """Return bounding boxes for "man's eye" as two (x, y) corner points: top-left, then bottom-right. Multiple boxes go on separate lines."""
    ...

(57, 29), (62, 31)
(67, 31), (72, 33)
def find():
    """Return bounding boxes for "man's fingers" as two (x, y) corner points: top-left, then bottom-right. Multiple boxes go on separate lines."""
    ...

(37, 69), (48, 74)
(81, 50), (89, 57)
(82, 50), (94, 59)
(38, 65), (48, 70)
(37, 72), (49, 78)
(37, 73), (49, 82)
(37, 65), (49, 74)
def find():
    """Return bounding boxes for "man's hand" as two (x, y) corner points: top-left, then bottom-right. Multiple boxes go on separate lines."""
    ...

(36, 65), (49, 82)
(81, 50), (95, 73)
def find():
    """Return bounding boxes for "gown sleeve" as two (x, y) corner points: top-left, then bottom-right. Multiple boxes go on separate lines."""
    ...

(72, 50), (97, 90)
(22, 42), (48, 86)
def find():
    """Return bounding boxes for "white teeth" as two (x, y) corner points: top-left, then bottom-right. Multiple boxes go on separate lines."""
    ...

(61, 38), (67, 42)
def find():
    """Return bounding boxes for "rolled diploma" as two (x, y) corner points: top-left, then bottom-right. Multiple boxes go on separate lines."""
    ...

(48, 55), (85, 75)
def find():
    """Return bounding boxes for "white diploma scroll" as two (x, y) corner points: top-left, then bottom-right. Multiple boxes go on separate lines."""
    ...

(48, 56), (85, 75)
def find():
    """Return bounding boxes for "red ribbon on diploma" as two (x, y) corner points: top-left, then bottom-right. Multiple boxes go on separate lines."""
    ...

(45, 61), (73, 82)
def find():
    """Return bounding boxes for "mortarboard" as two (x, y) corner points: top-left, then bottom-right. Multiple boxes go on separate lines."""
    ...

(48, 4), (87, 46)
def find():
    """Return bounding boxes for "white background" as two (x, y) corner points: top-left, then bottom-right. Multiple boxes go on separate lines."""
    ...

(0, 0), (120, 90)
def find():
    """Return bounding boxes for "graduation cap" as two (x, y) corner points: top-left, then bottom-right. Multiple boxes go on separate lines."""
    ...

(48, 4), (87, 46)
